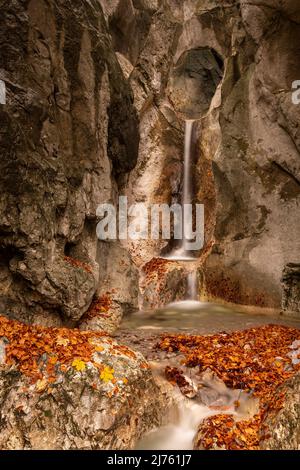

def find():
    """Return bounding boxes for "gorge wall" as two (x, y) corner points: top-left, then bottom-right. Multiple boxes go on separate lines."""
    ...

(0, 0), (300, 328)
(108, 0), (300, 315)
(0, 0), (140, 327)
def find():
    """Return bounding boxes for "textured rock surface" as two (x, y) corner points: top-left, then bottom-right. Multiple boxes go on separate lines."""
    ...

(141, 259), (187, 310)
(1, 0), (300, 322)
(0, 0), (139, 325)
(0, 315), (168, 450)
(282, 263), (300, 316)
(102, 0), (300, 313)
(260, 372), (300, 450)
(201, 0), (300, 311)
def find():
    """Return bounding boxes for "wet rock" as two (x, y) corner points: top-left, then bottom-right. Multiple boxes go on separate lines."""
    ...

(261, 372), (300, 450)
(140, 259), (187, 310)
(281, 264), (300, 317)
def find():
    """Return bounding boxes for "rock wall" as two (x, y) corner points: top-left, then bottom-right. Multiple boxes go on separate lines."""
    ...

(102, 0), (300, 314)
(1, 0), (299, 325)
(0, 0), (139, 326)
(282, 263), (300, 316)
(203, 0), (300, 311)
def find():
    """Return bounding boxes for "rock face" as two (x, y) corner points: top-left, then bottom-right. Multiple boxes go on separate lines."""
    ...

(103, 0), (300, 314)
(282, 264), (300, 316)
(192, 365), (300, 450)
(261, 373), (300, 450)
(1, 0), (300, 324)
(0, 0), (139, 326)
(168, 47), (223, 119)
(202, 0), (300, 311)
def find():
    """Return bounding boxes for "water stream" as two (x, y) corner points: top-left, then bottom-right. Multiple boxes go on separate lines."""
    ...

(121, 301), (300, 449)
(136, 360), (260, 450)
(187, 271), (198, 301)
(164, 120), (196, 262)
(136, 399), (220, 450)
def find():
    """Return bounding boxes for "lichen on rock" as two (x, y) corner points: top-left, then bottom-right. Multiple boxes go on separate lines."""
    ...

(0, 315), (165, 450)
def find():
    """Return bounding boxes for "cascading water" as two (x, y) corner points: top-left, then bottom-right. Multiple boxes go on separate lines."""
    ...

(187, 271), (198, 301)
(165, 120), (196, 262)
(136, 367), (259, 450)
(182, 120), (194, 253)
(133, 123), (260, 451)
(163, 119), (200, 303)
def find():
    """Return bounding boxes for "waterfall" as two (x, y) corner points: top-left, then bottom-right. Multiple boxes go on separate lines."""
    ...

(182, 120), (194, 254)
(160, 119), (202, 304)
(187, 271), (198, 301)
(165, 120), (196, 261)
(183, 121), (193, 221)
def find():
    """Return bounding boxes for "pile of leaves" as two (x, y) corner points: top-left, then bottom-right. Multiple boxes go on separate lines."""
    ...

(64, 255), (92, 274)
(0, 315), (106, 382)
(165, 365), (190, 388)
(196, 414), (262, 450)
(0, 315), (138, 395)
(82, 294), (112, 321)
(158, 324), (300, 449)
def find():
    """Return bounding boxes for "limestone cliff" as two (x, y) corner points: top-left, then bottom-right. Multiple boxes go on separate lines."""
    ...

(0, 0), (300, 328)
(0, 0), (300, 451)
(103, 0), (300, 314)
(0, 0), (139, 326)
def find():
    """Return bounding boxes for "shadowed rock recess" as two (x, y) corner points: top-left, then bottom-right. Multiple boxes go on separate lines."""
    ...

(0, 0), (300, 451)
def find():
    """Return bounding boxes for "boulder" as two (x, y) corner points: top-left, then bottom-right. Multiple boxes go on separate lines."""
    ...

(260, 373), (300, 450)
(281, 263), (300, 317)
(0, 315), (165, 450)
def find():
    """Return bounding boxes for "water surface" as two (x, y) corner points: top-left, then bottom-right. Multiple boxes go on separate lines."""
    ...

(121, 301), (300, 335)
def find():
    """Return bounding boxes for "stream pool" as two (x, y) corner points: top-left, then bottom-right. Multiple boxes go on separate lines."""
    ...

(120, 301), (300, 335)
